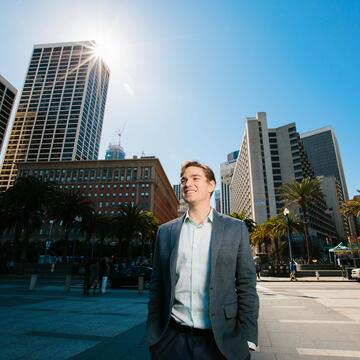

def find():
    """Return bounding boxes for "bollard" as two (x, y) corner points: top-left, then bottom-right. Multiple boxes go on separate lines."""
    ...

(138, 276), (144, 295)
(315, 271), (320, 281)
(29, 274), (38, 290)
(64, 275), (72, 292)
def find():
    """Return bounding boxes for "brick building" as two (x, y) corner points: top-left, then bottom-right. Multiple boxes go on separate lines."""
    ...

(17, 157), (179, 224)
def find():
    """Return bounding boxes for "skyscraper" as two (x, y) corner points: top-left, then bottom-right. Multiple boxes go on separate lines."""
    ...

(231, 112), (336, 241)
(105, 128), (126, 160)
(301, 126), (352, 237)
(173, 183), (181, 200)
(301, 127), (348, 199)
(0, 74), (17, 152)
(215, 189), (221, 213)
(219, 150), (238, 215)
(105, 143), (126, 160)
(0, 41), (110, 191)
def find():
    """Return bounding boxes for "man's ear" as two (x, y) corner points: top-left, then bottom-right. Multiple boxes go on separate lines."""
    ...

(209, 180), (216, 194)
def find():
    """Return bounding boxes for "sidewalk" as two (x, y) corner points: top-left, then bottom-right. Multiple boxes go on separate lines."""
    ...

(259, 276), (354, 282)
(0, 282), (150, 360)
(1, 279), (359, 359)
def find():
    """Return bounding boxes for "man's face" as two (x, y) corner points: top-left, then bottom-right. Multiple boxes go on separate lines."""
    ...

(180, 166), (215, 206)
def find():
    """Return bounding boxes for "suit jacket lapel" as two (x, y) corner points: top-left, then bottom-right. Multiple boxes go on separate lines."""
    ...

(170, 214), (185, 288)
(210, 210), (224, 285)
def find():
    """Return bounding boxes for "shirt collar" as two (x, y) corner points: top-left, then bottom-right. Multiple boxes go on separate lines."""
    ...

(184, 208), (214, 225)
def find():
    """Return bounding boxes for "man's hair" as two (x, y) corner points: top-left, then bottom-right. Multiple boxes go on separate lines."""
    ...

(180, 161), (216, 184)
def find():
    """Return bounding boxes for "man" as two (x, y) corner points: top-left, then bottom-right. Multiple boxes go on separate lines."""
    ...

(289, 260), (297, 281)
(146, 161), (259, 360)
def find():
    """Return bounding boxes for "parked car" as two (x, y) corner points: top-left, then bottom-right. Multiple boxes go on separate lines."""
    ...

(351, 268), (360, 281)
(109, 266), (152, 289)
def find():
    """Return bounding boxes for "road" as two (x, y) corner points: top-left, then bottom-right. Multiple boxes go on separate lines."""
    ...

(0, 277), (359, 359)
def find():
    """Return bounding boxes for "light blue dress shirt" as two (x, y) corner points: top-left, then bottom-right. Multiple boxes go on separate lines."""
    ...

(171, 209), (213, 329)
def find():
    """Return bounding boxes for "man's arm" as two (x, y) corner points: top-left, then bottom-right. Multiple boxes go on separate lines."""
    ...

(235, 222), (259, 347)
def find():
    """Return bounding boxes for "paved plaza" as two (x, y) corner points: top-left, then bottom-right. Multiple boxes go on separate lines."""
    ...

(0, 277), (359, 359)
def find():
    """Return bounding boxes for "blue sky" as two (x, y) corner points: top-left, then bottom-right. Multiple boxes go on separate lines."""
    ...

(0, 0), (359, 197)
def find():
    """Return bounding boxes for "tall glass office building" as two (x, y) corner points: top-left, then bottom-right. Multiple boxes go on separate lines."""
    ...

(0, 74), (17, 152)
(0, 41), (110, 191)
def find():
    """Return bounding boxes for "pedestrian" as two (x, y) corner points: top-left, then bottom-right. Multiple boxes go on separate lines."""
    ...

(89, 258), (100, 295)
(289, 260), (297, 281)
(83, 258), (90, 296)
(146, 161), (259, 360)
(99, 257), (110, 294)
(256, 263), (261, 281)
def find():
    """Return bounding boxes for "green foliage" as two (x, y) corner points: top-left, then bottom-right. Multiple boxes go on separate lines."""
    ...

(229, 212), (256, 233)
(341, 190), (360, 217)
(279, 177), (323, 262)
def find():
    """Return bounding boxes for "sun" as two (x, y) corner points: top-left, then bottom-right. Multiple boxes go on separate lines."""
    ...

(90, 39), (117, 68)
(93, 43), (107, 59)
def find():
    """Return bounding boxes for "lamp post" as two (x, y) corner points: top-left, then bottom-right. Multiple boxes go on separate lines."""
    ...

(283, 208), (294, 262)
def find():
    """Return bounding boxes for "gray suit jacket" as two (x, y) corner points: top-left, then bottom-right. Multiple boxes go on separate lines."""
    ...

(146, 210), (259, 360)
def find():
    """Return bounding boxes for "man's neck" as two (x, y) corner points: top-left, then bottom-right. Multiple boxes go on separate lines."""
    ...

(188, 203), (212, 225)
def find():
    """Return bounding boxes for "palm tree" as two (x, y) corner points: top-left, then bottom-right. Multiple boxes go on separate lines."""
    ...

(112, 204), (160, 260)
(113, 204), (146, 260)
(279, 177), (324, 263)
(229, 212), (256, 234)
(250, 223), (270, 252)
(264, 214), (304, 262)
(138, 211), (159, 257)
(341, 190), (360, 217)
(53, 188), (95, 257)
(0, 176), (57, 267)
(95, 214), (113, 257)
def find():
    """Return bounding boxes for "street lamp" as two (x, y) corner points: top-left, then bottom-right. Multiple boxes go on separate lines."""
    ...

(283, 208), (294, 262)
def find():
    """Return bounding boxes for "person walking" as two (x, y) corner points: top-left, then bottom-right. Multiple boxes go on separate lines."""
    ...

(99, 257), (110, 294)
(146, 161), (259, 360)
(255, 263), (261, 281)
(289, 260), (297, 281)
(89, 258), (100, 295)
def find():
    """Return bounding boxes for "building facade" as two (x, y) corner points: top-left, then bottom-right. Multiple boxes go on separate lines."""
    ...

(318, 175), (348, 240)
(215, 189), (221, 213)
(0, 74), (17, 152)
(173, 183), (181, 200)
(17, 157), (178, 224)
(231, 112), (337, 241)
(301, 127), (352, 238)
(219, 150), (238, 215)
(0, 41), (110, 191)
(105, 143), (125, 160)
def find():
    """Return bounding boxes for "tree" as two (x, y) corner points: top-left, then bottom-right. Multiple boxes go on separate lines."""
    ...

(279, 177), (324, 263)
(113, 204), (159, 260)
(52, 188), (95, 257)
(0, 176), (57, 267)
(95, 214), (113, 257)
(250, 223), (270, 251)
(229, 212), (256, 234)
(138, 211), (160, 257)
(341, 190), (360, 217)
(264, 214), (304, 262)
